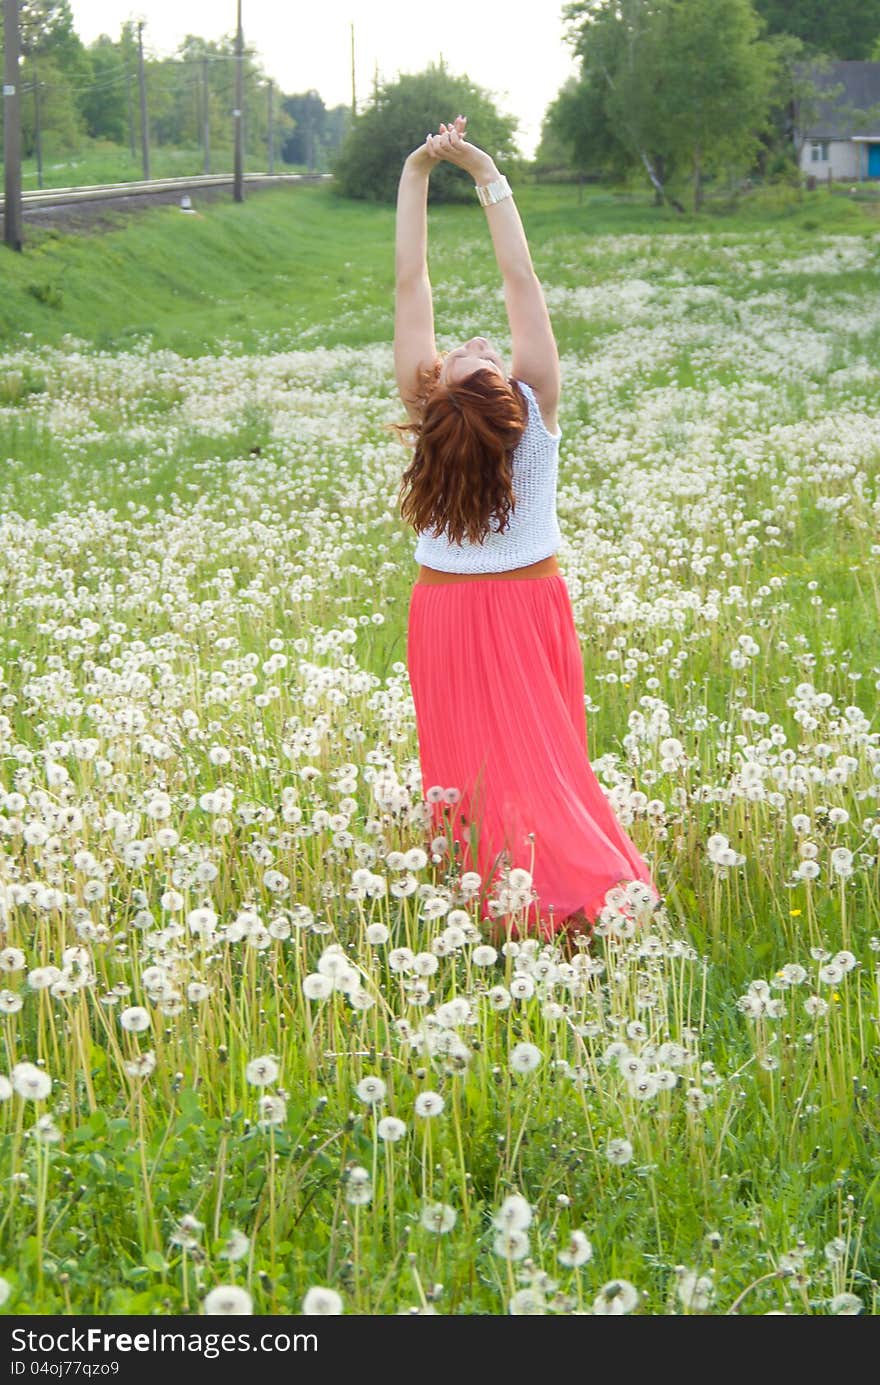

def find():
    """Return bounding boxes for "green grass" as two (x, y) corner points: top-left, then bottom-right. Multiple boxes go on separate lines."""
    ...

(11, 137), (309, 193)
(2, 180), (877, 355)
(0, 177), (878, 1316)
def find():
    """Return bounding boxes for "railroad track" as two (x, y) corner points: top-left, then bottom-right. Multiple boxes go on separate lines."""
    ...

(1, 172), (331, 227)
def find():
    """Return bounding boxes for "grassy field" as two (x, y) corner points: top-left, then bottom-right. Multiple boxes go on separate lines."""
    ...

(0, 180), (879, 1315)
(12, 139), (308, 194)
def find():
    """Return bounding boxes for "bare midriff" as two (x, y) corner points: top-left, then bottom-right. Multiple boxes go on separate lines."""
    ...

(416, 552), (561, 585)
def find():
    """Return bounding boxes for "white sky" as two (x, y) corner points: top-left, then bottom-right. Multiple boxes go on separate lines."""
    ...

(67, 1), (579, 158)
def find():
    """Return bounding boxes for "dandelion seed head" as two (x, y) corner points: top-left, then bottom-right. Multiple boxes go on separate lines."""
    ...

(245, 1055), (279, 1087)
(203, 1285), (253, 1315)
(303, 1286), (344, 1315)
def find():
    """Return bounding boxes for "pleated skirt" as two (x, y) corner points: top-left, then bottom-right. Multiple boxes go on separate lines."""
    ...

(407, 573), (660, 936)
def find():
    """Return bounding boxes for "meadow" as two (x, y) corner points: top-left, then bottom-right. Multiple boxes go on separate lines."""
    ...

(0, 180), (878, 1315)
(15, 139), (307, 194)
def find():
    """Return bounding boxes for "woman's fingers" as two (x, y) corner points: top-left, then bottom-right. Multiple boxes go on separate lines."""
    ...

(424, 123), (468, 164)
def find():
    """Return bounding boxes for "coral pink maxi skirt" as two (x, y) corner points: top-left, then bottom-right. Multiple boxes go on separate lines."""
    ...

(407, 572), (660, 936)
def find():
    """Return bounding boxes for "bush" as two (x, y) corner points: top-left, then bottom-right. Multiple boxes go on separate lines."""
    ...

(332, 63), (519, 204)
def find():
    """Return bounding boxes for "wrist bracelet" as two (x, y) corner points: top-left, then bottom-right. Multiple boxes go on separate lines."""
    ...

(475, 174), (512, 207)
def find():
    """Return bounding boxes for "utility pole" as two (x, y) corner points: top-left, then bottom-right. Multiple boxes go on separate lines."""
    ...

(137, 20), (150, 180)
(202, 54), (210, 174)
(33, 65), (43, 189)
(350, 23), (356, 118)
(267, 79), (274, 174)
(233, 0), (244, 201)
(127, 63), (136, 159)
(3, 0), (23, 252)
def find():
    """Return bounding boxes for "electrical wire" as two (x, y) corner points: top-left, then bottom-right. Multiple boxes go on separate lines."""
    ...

(18, 49), (256, 96)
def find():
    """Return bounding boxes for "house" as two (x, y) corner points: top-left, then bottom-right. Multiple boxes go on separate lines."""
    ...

(793, 60), (880, 181)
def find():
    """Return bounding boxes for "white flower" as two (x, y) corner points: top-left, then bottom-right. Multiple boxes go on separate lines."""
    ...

(203, 1285), (253, 1315)
(829, 847), (853, 876)
(302, 973), (333, 1000)
(413, 1091), (444, 1118)
(349, 988), (374, 1011)
(472, 945), (498, 967)
(245, 1055), (279, 1087)
(509, 975), (535, 1001)
(263, 869), (289, 894)
(486, 985), (511, 1011)
(124, 1051), (156, 1079)
(818, 961), (845, 986)
(493, 1194), (532, 1232)
(376, 1116), (407, 1142)
(558, 1230), (593, 1268)
(388, 947), (415, 973)
(365, 923), (389, 945)
(606, 1137), (634, 1166)
(436, 997), (471, 1027)
(493, 1229), (530, 1261)
(170, 1213), (204, 1248)
(0, 1076), (13, 1101)
(0, 1277), (10, 1306)
(302, 1286), (343, 1315)
(676, 1268), (714, 1310)
(509, 1288), (546, 1314)
(344, 1166), (372, 1205)
(31, 1114), (61, 1144)
(510, 1042), (543, 1075)
(119, 1005), (151, 1033)
(218, 1230), (250, 1262)
(27, 966), (62, 990)
(508, 867), (532, 891)
(355, 1075), (386, 1105)
(257, 1095), (287, 1127)
(829, 1292), (862, 1315)
(145, 793), (172, 820)
(420, 1202), (457, 1234)
(629, 1073), (659, 1101)
(804, 995), (829, 1017)
(11, 1062), (52, 1101)
(593, 1278), (639, 1314)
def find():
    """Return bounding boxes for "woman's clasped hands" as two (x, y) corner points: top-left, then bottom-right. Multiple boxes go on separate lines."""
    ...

(407, 115), (490, 178)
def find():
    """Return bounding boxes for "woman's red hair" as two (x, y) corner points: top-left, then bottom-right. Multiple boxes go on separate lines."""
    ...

(395, 361), (528, 547)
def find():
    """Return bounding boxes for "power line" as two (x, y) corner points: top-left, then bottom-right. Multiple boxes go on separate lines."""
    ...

(24, 53), (253, 97)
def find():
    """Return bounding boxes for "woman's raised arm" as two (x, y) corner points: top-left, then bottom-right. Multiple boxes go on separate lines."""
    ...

(393, 127), (453, 424)
(428, 124), (560, 417)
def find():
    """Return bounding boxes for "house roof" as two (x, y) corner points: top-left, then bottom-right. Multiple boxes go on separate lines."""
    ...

(794, 60), (880, 139)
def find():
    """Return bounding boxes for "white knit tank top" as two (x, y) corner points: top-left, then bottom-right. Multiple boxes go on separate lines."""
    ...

(412, 380), (563, 574)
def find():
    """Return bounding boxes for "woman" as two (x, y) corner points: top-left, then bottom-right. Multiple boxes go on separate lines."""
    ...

(395, 116), (661, 939)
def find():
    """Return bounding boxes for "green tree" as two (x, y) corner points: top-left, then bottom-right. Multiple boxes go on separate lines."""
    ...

(558, 0), (779, 211)
(16, 0), (89, 84)
(19, 52), (83, 156)
(558, 0), (689, 208)
(332, 62), (519, 203)
(282, 89), (325, 169)
(650, 0), (778, 210)
(2, 0), (90, 156)
(539, 72), (630, 183)
(280, 92), (349, 172)
(79, 33), (130, 143)
(753, 0), (880, 60)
